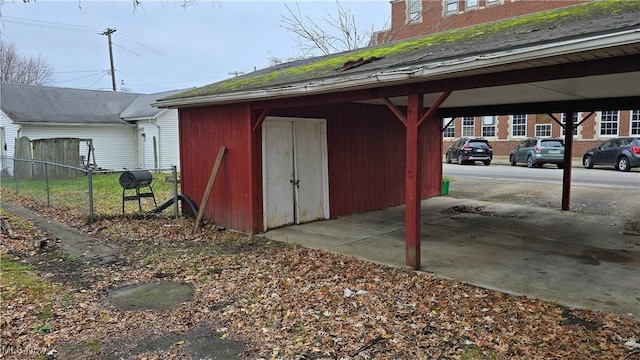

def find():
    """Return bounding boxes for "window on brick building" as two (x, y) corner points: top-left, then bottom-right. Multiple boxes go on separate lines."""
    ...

(599, 111), (619, 136)
(482, 116), (496, 137)
(631, 110), (640, 135)
(444, 0), (458, 15)
(512, 114), (526, 137)
(406, 0), (423, 23)
(486, 0), (501, 6)
(561, 113), (579, 137)
(462, 116), (475, 136)
(535, 124), (551, 137)
(466, 0), (479, 10)
(443, 118), (455, 138)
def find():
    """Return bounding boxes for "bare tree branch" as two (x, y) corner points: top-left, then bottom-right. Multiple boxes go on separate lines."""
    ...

(281, 1), (375, 58)
(0, 41), (53, 85)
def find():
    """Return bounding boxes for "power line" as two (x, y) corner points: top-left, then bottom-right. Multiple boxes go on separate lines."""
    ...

(1, 16), (103, 34)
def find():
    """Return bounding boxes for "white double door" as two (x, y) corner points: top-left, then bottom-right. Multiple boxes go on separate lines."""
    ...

(262, 117), (329, 231)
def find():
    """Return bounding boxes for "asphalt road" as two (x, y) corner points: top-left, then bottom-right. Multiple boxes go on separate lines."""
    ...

(444, 163), (640, 189)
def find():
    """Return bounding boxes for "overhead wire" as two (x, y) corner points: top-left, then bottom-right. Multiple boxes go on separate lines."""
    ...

(1, 15), (220, 91)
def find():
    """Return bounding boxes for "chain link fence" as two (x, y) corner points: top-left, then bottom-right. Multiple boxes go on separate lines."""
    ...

(1, 157), (182, 221)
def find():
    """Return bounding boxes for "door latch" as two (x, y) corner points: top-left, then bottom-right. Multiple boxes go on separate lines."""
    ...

(290, 179), (300, 188)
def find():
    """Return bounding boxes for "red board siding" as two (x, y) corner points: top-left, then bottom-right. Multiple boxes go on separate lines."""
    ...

(271, 102), (442, 219)
(179, 104), (258, 233)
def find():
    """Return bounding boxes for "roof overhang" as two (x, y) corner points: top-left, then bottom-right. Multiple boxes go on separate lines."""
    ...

(154, 29), (640, 112)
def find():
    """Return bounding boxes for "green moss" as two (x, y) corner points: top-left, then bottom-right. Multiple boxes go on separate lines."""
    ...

(172, 0), (639, 99)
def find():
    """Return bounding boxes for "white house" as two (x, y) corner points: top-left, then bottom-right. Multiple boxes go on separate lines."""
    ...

(0, 83), (184, 173)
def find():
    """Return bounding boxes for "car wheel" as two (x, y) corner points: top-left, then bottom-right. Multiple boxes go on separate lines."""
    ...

(483, 160), (491, 166)
(616, 156), (630, 172)
(583, 155), (593, 169)
(527, 156), (534, 168)
(445, 153), (451, 164)
(556, 163), (564, 169)
(457, 153), (464, 165)
(510, 155), (516, 166)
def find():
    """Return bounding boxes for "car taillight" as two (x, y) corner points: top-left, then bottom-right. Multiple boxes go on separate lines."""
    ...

(462, 145), (472, 150)
(488, 145), (493, 151)
(534, 146), (541, 153)
(632, 146), (640, 155)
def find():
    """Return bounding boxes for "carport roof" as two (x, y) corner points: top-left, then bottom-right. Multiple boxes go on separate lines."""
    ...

(155, 0), (640, 111)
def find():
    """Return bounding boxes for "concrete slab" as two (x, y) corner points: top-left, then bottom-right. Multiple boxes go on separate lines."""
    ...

(0, 202), (118, 265)
(262, 196), (640, 319)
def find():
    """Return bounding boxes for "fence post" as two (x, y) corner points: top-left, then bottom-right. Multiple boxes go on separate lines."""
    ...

(13, 159), (19, 194)
(172, 165), (178, 218)
(88, 169), (94, 222)
(44, 162), (51, 206)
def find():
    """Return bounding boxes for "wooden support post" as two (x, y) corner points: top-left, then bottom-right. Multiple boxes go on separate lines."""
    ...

(561, 113), (574, 211)
(405, 94), (423, 270)
(193, 146), (226, 234)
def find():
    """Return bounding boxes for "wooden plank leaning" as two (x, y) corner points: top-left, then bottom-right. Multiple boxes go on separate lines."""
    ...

(193, 146), (226, 234)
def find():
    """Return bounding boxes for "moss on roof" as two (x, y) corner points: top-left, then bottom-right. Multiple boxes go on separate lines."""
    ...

(170, 0), (640, 100)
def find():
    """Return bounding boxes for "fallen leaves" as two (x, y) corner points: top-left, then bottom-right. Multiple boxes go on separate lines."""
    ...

(1, 193), (640, 359)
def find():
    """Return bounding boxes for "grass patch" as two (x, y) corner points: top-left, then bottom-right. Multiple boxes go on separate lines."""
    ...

(1, 172), (178, 216)
(0, 254), (60, 302)
(460, 344), (502, 360)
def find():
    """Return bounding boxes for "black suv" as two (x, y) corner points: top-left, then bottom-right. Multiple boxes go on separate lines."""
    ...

(445, 137), (493, 165)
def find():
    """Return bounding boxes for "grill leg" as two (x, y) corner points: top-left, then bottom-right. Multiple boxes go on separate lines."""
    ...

(136, 188), (142, 212)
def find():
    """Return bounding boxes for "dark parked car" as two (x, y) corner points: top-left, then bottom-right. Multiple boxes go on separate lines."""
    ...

(445, 137), (493, 165)
(582, 137), (640, 172)
(510, 137), (565, 168)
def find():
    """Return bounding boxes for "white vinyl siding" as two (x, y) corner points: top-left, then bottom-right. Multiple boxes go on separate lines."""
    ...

(156, 109), (181, 171)
(19, 124), (137, 170)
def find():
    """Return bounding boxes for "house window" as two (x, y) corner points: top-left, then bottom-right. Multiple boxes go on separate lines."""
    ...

(462, 116), (475, 136)
(444, 0), (458, 15)
(561, 113), (579, 136)
(442, 118), (455, 138)
(512, 114), (526, 137)
(482, 116), (496, 137)
(535, 124), (551, 137)
(486, 0), (501, 6)
(466, 0), (479, 10)
(406, 0), (423, 23)
(631, 110), (640, 135)
(599, 110), (619, 136)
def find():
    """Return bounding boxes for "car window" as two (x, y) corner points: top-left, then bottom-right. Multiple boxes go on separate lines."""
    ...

(601, 141), (613, 149)
(631, 139), (640, 146)
(468, 140), (489, 148)
(522, 140), (532, 147)
(540, 140), (564, 148)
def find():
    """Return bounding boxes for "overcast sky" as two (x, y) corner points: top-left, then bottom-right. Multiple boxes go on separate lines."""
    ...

(0, 0), (390, 94)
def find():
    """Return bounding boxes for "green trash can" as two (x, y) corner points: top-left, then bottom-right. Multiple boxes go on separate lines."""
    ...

(441, 180), (450, 195)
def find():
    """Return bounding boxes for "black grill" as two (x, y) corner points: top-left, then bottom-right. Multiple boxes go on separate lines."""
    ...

(119, 170), (156, 213)
(119, 170), (153, 189)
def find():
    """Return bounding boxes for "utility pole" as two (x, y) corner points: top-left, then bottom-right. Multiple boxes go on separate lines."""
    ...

(102, 28), (117, 91)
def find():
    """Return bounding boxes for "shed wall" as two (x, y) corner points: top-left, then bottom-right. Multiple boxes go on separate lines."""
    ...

(272, 102), (442, 218)
(179, 104), (257, 233)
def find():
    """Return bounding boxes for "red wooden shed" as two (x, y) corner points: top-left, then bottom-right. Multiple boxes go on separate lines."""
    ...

(155, 1), (640, 269)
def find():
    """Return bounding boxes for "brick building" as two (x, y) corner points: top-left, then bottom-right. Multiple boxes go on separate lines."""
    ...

(372, 0), (640, 158)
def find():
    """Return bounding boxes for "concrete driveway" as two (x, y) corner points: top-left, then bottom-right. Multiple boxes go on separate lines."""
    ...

(262, 180), (640, 319)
